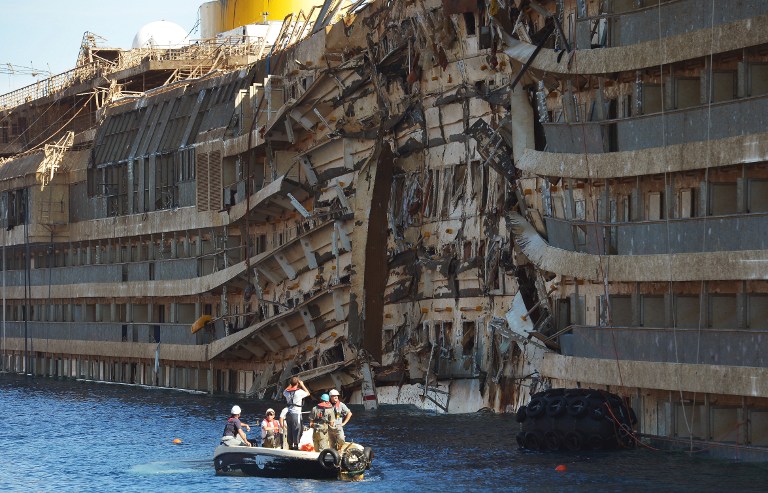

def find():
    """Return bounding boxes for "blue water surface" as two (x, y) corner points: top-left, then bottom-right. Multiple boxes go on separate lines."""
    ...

(1, 373), (767, 492)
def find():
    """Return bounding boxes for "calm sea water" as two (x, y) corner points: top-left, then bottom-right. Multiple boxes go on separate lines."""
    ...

(1, 373), (767, 493)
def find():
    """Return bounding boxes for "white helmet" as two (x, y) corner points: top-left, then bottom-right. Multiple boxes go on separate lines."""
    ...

(329, 389), (340, 396)
(231, 405), (242, 415)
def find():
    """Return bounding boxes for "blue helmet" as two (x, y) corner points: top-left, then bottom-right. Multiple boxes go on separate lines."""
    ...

(320, 393), (330, 402)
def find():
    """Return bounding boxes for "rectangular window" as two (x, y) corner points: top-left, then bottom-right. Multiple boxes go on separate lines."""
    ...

(678, 188), (694, 218)
(675, 78), (700, 109)
(750, 64), (768, 96)
(710, 183), (737, 215)
(461, 321), (475, 356)
(647, 191), (663, 220)
(641, 295), (665, 327)
(603, 295), (632, 326)
(674, 295), (701, 329)
(712, 72), (735, 103)
(747, 294), (768, 329)
(709, 294), (736, 329)
(748, 179), (768, 213)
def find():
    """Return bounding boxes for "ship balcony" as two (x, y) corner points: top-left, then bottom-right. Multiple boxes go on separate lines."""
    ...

(544, 214), (768, 256)
(502, 11), (768, 76)
(573, 0), (768, 50)
(251, 217), (351, 289)
(507, 212), (768, 282)
(1, 321), (204, 348)
(542, 93), (768, 155)
(560, 324), (768, 369)
(208, 282), (349, 361)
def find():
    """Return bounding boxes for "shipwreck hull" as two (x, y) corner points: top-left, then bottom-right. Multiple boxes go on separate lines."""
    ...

(0, 0), (768, 461)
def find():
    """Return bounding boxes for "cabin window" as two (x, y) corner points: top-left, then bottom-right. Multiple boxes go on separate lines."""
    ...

(747, 294), (768, 329)
(678, 188), (695, 218)
(750, 64), (768, 96)
(463, 13), (476, 36)
(646, 191), (663, 220)
(674, 295), (701, 329)
(674, 402), (706, 439)
(753, 411), (768, 446)
(461, 321), (475, 356)
(452, 163), (466, 209)
(674, 78), (700, 109)
(641, 295), (665, 327)
(709, 182), (737, 215)
(601, 295), (632, 327)
(642, 84), (663, 114)
(748, 179), (768, 212)
(709, 294), (736, 329)
(712, 72), (735, 103)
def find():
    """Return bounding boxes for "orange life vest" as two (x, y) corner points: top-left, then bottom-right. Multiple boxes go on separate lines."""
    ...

(263, 418), (280, 433)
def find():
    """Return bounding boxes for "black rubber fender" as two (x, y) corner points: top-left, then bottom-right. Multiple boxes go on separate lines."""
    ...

(515, 406), (528, 423)
(363, 446), (374, 467)
(618, 424), (635, 447)
(544, 430), (562, 451)
(516, 431), (526, 449)
(566, 396), (589, 417)
(563, 431), (583, 451)
(318, 448), (341, 470)
(341, 448), (366, 474)
(586, 434), (605, 450)
(546, 396), (567, 417)
(590, 402), (607, 420)
(526, 397), (546, 418)
(524, 431), (544, 451)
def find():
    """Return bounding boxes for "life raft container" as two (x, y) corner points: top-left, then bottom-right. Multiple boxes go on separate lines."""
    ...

(515, 388), (637, 452)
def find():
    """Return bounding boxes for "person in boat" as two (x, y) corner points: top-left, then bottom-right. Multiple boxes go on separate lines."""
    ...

(278, 406), (289, 449)
(283, 376), (311, 450)
(309, 393), (334, 452)
(328, 389), (352, 450)
(261, 408), (281, 448)
(221, 405), (252, 447)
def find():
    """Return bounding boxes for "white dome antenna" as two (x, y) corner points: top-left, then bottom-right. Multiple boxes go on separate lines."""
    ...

(132, 21), (189, 49)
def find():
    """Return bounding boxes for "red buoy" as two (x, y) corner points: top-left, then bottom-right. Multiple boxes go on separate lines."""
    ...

(555, 464), (567, 472)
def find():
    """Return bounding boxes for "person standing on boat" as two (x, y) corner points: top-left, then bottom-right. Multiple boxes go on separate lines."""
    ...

(283, 376), (311, 450)
(309, 393), (334, 451)
(261, 408), (281, 448)
(328, 389), (352, 449)
(278, 407), (289, 449)
(221, 405), (252, 447)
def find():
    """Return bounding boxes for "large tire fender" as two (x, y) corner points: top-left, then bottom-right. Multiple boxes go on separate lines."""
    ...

(341, 448), (366, 474)
(546, 396), (567, 417)
(563, 431), (583, 451)
(526, 398), (545, 418)
(318, 448), (341, 470)
(567, 396), (589, 417)
(363, 446), (374, 467)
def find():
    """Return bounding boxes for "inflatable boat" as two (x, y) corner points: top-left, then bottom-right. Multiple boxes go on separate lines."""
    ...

(213, 441), (373, 480)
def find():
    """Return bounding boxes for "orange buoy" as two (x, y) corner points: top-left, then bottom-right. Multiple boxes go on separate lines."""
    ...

(300, 443), (314, 452)
(555, 464), (567, 472)
(173, 438), (183, 444)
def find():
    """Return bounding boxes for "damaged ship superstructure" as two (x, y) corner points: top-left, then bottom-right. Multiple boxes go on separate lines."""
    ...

(1, 0), (768, 458)
(0, 0), (539, 415)
(503, 0), (768, 458)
